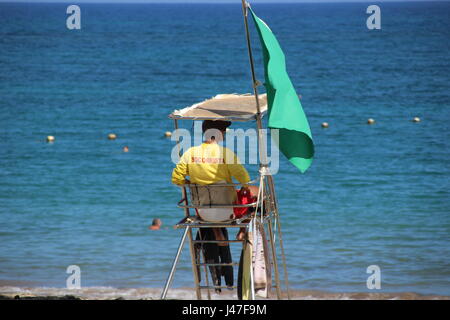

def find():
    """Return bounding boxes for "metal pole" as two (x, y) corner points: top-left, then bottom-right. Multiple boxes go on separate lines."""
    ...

(240, 0), (268, 167)
(241, 0), (260, 301)
(267, 175), (291, 299)
(267, 216), (282, 299)
(174, 119), (191, 218)
(161, 227), (189, 299)
(187, 227), (202, 300)
(241, 0), (290, 300)
(249, 220), (255, 300)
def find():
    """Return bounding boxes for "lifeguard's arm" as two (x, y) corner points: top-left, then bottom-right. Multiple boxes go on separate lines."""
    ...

(225, 149), (250, 187)
(171, 151), (190, 185)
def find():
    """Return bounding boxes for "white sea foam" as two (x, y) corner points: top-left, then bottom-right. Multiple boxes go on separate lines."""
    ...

(0, 286), (447, 300)
(0, 286), (237, 300)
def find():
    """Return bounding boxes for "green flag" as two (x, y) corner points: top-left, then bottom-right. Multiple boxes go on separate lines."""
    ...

(249, 7), (314, 173)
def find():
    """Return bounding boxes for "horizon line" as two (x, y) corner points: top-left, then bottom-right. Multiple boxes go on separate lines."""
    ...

(1, 0), (449, 3)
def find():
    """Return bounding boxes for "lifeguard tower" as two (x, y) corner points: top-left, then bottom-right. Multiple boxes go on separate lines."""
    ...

(161, 93), (290, 300)
(161, 1), (296, 300)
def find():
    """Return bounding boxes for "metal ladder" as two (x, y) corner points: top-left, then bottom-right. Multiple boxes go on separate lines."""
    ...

(160, 176), (290, 300)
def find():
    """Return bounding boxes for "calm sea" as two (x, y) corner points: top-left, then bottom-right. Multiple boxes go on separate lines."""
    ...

(0, 2), (449, 297)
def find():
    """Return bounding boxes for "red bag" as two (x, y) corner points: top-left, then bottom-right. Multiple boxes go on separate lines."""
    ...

(233, 189), (256, 219)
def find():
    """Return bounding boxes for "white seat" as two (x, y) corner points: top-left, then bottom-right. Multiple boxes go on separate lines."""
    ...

(189, 181), (237, 222)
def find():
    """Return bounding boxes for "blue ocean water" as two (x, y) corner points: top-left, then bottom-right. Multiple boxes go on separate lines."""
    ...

(0, 2), (449, 296)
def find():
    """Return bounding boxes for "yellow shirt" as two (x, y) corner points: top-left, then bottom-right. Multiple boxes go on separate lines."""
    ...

(171, 142), (250, 186)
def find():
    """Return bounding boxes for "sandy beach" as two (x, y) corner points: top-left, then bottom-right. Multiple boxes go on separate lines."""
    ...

(0, 286), (448, 300)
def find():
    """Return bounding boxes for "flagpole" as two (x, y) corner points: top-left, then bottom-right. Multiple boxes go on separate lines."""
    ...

(240, 0), (267, 169)
(240, 0), (292, 300)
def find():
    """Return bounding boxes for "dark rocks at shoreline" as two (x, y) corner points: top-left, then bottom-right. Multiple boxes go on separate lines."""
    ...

(0, 294), (82, 300)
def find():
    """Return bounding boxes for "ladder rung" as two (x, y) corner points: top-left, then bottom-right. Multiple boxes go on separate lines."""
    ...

(193, 240), (243, 244)
(196, 262), (239, 267)
(199, 285), (237, 290)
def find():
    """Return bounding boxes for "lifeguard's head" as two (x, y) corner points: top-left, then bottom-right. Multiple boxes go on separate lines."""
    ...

(202, 120), (232, 142)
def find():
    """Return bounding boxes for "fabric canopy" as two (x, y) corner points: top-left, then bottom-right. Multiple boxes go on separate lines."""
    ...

(169, 93), (267, 122)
